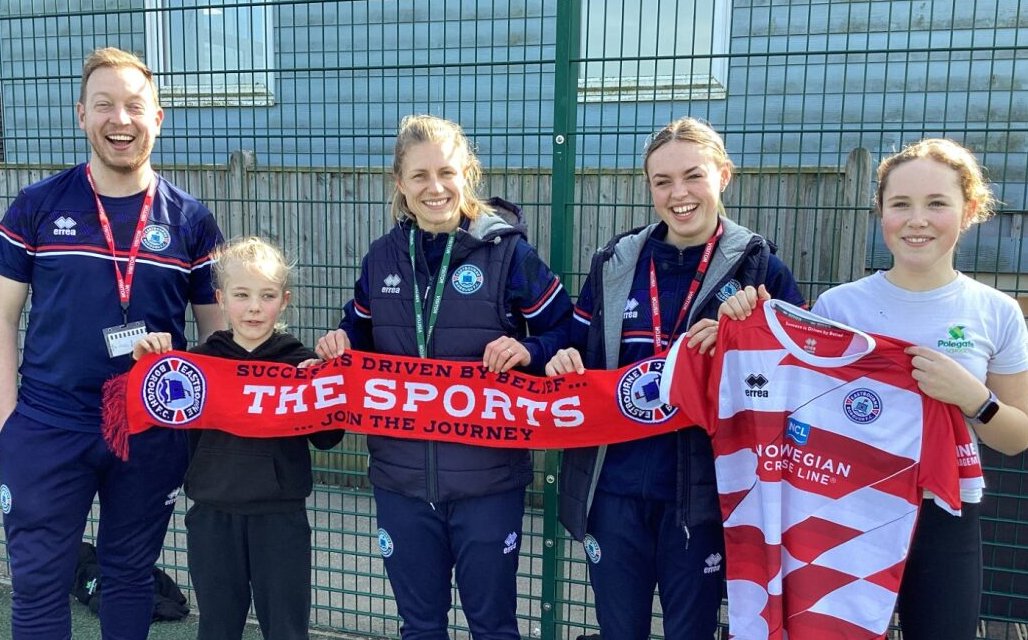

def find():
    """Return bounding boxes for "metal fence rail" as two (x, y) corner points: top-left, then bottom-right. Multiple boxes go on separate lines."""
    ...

(1, 1), (1026, 638)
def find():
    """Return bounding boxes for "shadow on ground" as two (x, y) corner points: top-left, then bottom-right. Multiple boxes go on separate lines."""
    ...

(0, 582), (352, 639)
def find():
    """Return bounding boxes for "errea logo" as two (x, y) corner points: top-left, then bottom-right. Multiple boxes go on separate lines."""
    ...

(745, 373), (769, 398)
(623, 297), (640, 319)
(503, 531), (518, 554)
(703, 552), (722, 574)
(53, 216), (77, 236)
(381, 274), (401, 294)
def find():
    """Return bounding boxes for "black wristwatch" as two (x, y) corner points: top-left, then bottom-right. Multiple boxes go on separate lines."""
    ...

(971, 390), (1000, 425)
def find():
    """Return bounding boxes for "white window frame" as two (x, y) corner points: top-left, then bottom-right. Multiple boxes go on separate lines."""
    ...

(578, 0), (731, 103)
(145, 0), (275, 107)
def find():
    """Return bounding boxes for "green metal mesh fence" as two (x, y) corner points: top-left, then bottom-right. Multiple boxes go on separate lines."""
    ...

(0, 1), (1025, 638)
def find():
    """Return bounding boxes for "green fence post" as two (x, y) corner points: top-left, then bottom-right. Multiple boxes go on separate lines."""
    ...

(543, 1), (582, 639)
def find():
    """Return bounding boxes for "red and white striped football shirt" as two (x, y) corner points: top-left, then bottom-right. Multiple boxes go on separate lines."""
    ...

(661, 300), (983, 640)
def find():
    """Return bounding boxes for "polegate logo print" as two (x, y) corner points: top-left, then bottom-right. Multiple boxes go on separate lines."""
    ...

(937, 324), (975, 353)
(141, 356), (207, 425)
(141, 225), (171, 252)
(451, 264), (484, 295)
(843, 388), (882, 424)
(616, 357), (677, 424)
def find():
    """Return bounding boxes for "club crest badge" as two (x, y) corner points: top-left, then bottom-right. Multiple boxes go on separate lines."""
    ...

(583, 534), (602, 563)
(716, 279), (742, 302)
(616, 357), (678, 424)
(0, 484), (11, 514)
(451, 264), (484, 295)
(378, 528), (395, 558)
(141, 225), (171, 252)
(141, 356), (207, 425)
(843, 388), (882, 424)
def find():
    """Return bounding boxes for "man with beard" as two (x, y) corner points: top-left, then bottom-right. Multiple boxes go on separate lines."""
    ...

(0, 47), (223, 639)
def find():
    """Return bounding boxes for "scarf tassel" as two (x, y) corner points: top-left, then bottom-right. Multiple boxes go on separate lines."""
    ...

(101, 373), (131, 461)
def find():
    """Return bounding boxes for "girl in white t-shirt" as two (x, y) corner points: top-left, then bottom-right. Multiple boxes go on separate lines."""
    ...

(717, 138), (1028, 640)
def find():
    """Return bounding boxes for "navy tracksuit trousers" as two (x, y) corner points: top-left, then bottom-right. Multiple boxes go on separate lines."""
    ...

(584, 490), (725, 640)
(0, 411), (187, 640)
(374, 486), (525, 640)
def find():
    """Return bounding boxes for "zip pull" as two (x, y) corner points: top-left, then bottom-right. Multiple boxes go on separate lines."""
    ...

(683, 524), (691, 549)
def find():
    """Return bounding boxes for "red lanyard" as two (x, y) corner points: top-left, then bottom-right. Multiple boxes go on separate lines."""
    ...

(649, 222), (723, 354)
(85, 165), (157, 322)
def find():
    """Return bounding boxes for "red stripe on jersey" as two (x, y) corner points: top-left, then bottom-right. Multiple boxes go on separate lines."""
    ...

(724, 525), (781, 592)
(139, 252), (192, 269)
(782, 517), (863, 564)
(622, 329), (657, 338)
(35, 243), (108, 254)
(35, 245), (193, 269)
(784, 611), (885, 640)
(781, 563), (860, 614)
(863, 560), (907, 593)
(0, 224), (32, 250)
(719, 488), (751, 522)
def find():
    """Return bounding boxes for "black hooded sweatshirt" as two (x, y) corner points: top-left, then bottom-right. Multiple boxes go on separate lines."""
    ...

(184, 330), (344, 514)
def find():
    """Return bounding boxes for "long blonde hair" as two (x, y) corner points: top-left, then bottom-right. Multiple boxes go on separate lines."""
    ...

(390, 114), (493, 223)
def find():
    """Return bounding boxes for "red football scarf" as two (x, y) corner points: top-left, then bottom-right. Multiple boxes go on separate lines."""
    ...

(102, 349), (695, 460)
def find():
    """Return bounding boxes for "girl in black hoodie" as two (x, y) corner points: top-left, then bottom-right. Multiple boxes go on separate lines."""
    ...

(132, 236), (343, 639)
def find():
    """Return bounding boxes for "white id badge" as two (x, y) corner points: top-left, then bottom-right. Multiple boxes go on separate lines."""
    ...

(102, 321), (148, 358)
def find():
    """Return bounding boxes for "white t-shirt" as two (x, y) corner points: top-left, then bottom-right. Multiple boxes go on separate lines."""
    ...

(813, 271), (1028, 502)
(660, 300), (984, 639)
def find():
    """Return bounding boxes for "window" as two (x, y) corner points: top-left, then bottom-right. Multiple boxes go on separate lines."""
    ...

(579, 0), (730, 102)
(145, 0), (275, 107)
